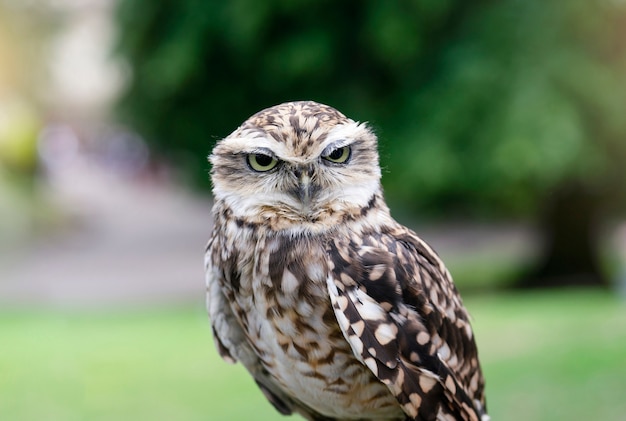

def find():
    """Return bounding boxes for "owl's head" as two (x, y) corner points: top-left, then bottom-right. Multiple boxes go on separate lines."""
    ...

(210, 101), (387, 231)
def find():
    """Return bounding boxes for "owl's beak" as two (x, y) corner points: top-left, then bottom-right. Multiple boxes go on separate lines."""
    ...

(296, 173), (314, 205)
(291, 167), (317, 207)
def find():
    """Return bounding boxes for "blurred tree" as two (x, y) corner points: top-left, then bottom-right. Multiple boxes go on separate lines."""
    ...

(0, 1), (54, 178)
(115, 0), (626, 288)
(114, 0), (472, 177)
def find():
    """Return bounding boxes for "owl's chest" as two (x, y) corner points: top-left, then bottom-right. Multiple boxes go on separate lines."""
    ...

(222, 233), (401, 418)
(228, 234), (339, 361)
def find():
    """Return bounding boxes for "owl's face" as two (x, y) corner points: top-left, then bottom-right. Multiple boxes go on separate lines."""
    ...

(210, 101), (384, 231)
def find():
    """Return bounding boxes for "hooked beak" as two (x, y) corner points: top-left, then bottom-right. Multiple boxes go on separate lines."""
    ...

(297, 173), (313, 205)
(291, 167), (317, 207)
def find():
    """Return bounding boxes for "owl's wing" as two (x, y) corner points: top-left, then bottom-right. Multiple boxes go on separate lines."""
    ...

(326, 226), (488, 421)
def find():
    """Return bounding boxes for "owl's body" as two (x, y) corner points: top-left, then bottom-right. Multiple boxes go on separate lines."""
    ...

(206, 102), (488, 421)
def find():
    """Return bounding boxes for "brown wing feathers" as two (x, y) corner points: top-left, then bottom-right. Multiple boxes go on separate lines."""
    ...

(326, 227), (485, 420)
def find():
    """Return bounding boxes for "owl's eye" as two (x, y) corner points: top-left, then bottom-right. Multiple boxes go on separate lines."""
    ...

(322, 146), (351, 164)
(247, 153), (278, 172)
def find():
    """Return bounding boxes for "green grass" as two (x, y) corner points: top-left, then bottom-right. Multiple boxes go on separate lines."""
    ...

(0, 305), (277, 421)
(1, 290), (625, 420)
(471, 290), (626, 421)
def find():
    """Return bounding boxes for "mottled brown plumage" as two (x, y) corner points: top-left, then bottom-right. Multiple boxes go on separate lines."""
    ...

(205, 101), (488, 420)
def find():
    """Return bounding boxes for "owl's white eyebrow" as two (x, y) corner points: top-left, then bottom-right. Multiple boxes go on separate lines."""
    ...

(248, 147), (276, 157)
(322, 121), (368, 145)
(223, 136), (288, 156)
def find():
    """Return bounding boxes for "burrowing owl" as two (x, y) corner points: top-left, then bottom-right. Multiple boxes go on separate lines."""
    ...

(205, 101), (488, 421)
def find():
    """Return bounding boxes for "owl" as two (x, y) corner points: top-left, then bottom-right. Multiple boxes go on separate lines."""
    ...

(205, 101), (488, 421)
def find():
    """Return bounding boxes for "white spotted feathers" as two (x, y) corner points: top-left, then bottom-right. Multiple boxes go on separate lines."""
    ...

(206, 101), (488, 420)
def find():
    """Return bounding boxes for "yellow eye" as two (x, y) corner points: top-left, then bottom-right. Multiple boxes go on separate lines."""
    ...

(323, 146), (351, 163)
(247, 153), (278, 172)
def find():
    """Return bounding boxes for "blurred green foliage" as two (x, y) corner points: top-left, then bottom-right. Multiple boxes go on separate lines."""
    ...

(115, 0), (626, 216)
(0, 2), (56, 240)
(0, 1), (54, 177)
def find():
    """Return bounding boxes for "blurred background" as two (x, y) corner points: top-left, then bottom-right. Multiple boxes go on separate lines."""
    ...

(1, 0), (625, 420)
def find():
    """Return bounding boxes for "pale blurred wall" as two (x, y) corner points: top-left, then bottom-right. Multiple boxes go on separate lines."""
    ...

(1, 0), (123, 243)
(44, 0), (126, 119)
(0, 0), (212, 308)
